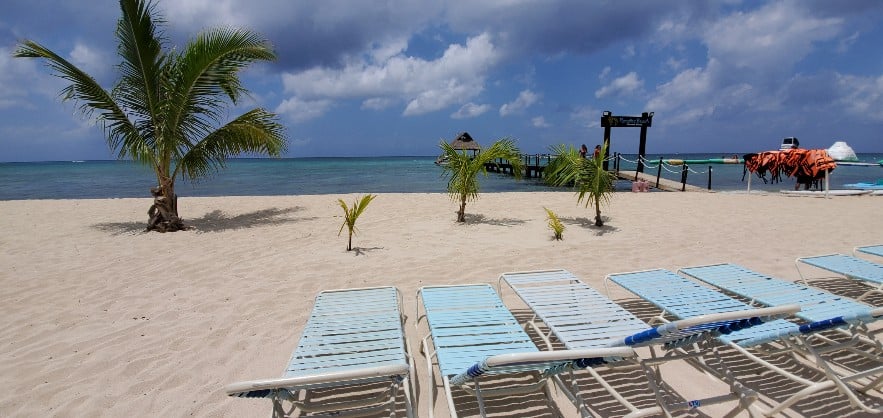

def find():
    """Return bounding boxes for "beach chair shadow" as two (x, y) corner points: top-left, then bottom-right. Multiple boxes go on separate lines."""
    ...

(416, 284), (634, 418)
(607, 268), (883, 416)
(226, 286), (416, 417)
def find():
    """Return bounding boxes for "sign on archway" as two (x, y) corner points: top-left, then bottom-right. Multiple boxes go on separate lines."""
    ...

(600, 111), (653, 172)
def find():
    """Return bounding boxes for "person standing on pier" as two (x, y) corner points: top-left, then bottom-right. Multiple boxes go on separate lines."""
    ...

(579, 144), (588, 158)
(593, 144), (602, 159)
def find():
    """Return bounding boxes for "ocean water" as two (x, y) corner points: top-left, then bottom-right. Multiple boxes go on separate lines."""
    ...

(1, 154), (881, 200)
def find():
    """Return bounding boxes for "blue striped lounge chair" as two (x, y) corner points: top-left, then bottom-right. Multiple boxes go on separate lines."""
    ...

(498, 269), (798, 418)
(680, 263), (883, 413)
(225, 286), (416, 418)
(796, 253), (883, 302)
(416, 284), (634, 418)
(606, 269), (882, 416)
(855, 244), (883, 259)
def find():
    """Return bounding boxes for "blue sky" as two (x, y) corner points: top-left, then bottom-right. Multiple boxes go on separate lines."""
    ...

(2, 0), (883, 162)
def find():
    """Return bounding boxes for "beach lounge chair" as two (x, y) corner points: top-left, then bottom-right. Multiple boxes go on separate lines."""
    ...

(606, 268), (883, 415)
(416, 283), (635, 418)
(680, 263), (883, 410)
(795, 253), (883, 302)
(225, 286), (416, 418)
(855, 244), (883, 259)
(498, 269), (799, 418)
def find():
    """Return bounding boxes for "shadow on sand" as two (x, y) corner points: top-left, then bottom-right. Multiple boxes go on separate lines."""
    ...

(92, 206), (312, 235)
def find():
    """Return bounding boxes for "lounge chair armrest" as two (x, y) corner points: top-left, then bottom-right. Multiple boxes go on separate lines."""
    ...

(226, 363), (411, 398)
(450, 347), (635, 386)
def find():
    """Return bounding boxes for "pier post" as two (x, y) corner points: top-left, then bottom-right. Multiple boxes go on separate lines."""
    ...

(656, 158), (663, 188)
(681, 164), (688, 192)
(707, 166), (712, 190)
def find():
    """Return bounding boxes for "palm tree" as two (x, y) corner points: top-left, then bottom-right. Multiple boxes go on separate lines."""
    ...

(13, 0), (286, 232)
(438, 137), (524, 222)
(544, 143), (616, 226)
(338, 194), (376, 251)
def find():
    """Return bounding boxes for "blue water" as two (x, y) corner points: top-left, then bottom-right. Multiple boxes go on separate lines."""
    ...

(1, 154), (882, 200)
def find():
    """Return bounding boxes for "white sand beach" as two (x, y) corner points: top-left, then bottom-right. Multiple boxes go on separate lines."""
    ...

(1, 191), (881, 417)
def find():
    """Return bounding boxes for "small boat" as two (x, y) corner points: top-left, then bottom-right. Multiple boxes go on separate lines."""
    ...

(779, 136), (799, 151)
(434, 155), (449, 166)
(826, 141), (859, 161)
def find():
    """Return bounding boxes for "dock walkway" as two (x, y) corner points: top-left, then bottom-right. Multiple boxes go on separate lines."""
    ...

(616, 170), (707, 192)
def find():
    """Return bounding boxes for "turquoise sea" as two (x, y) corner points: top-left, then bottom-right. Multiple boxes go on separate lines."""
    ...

(1, 154), (882, 200)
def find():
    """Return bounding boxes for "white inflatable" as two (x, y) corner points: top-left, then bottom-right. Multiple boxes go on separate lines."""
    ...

(827, 141), (859, 161)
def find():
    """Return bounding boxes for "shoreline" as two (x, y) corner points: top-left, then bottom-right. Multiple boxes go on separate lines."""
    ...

(1, 192), (881, 416)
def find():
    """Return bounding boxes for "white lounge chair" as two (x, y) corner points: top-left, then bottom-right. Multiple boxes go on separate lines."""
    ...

(607, 268), (882, 416)
(226, 286), (415, 418)
(855, 244), (883, 259)
(796, 253), (883, 302)
(499, 269), (798, 418)
(416, 283), (634, 418)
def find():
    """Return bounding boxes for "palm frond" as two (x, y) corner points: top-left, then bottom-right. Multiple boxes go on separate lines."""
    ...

(175, 108), (286, 180)
(12, 40), (148, 164)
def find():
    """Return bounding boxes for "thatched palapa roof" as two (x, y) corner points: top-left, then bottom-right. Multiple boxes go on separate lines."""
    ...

(449, 132), (481, 151)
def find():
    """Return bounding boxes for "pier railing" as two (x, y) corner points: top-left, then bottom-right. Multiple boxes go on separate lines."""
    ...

(483, 153), (744, 191)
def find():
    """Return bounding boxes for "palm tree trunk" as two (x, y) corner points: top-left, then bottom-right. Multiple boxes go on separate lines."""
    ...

(594, 196), (603, 226)
(458, 194), (467, 222)
(347, 231), (353, 251)
(147, 180), (185, 232)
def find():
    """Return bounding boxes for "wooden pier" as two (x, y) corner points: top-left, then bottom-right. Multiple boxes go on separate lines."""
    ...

(482, 154), (709, 192)
(485, 154), (551, 179)
(615, 170), (707, 192)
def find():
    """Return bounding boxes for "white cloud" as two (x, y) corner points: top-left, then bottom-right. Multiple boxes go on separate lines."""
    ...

(361, 97), (396, 111)
(451, 102), (491, 119)
(280, 32), (500, 116)
(595, 72), (643, 99)
(703, 1), (842, 74)
(531, 116), (550, 128)
(598, 66), (611, 80)
(69, 42), (111, 80)
(275, 97), (333, 123)
(835, 74), (883, 120)
(499, 89), (539, 116)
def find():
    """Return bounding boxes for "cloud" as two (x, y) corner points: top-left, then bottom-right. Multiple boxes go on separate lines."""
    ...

(451, 102), (491, 119)
(280, 32), (501, 116)
(361, 97), (396, 111)
(531, 116), (550, 128)
(275, 97), (333, 123)
(703, 1), (842, 75)
(499, 89), (539, 116)
(595, 72), (643, 99)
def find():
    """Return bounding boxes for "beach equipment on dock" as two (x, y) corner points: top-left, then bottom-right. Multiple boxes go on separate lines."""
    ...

(416, 284), (634, 418)
(796, 254), (883, 302)
(606, 269), (882, 415)
(498, 269), (795, 417)
(225, 286), (415, 418)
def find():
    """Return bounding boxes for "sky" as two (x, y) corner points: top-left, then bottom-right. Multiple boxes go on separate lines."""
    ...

(2, 0), (883, 162)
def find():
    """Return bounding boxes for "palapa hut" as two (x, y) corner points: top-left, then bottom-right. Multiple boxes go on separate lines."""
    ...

(449, 131), (481, 156)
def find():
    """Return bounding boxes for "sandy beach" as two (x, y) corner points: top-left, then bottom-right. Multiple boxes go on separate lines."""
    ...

(1, 191), (881, 417)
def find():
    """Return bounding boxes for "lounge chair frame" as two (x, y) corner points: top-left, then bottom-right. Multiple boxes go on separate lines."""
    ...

(606, 268), (882, 416)
(499, 269), (797, 418)
(795, 253), (883, 302)
(416, 283), (634, 418)
(226, 286), (416, 418)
